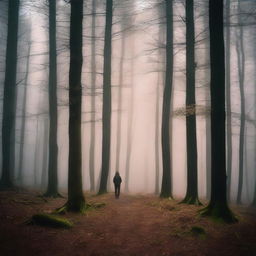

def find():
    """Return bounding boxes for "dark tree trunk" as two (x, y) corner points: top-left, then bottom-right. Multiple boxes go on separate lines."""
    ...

(115, 25), (126, 174)
(160, 0), (173, 198)
(66, 0), (86, 212)
(181, 0), (201, 205)
(225, 0), (232, 202)
(89, 0), (97, 192)
(45, 0), (59, 197)
(0, 0), (20, 189)
(98, 0), (113, 194)
(200, 0), (237, 223)
(17, 37), (32, 184)
(236, 4), (245, 204)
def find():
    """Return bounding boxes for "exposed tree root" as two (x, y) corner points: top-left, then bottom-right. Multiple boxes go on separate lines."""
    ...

(27, 213), (73, 229)
(199, 202), (238, 223)
(179, 196), (203, 206)
(43, 192), (64, 198)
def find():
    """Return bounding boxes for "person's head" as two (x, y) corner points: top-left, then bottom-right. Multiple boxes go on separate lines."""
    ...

(115, 171), (119, 176)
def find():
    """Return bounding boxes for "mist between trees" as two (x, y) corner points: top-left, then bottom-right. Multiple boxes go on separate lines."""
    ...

(0, 0), (255, 216)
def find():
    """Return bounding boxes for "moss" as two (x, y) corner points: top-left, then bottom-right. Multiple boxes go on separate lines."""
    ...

(199, 203), (238, 223)
(29, 213), (73, 229)
(190, 226), (206, 236)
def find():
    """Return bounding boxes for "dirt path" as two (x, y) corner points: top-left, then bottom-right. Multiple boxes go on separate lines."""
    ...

(0, 191), (256, 256)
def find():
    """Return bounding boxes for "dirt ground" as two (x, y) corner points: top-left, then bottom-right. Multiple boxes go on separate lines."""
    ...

(0, 190), (256, 256)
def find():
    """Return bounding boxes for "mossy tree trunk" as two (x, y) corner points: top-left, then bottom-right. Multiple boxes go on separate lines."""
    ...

(181, 0), (201, 205)
(98, 0), (113, 194)
(45, 0), (60, 197)
(160, 0), (173, 198)
(0, 0), (20, 189)
(200, 0), (237, 223)
(66, 0), (86, 212)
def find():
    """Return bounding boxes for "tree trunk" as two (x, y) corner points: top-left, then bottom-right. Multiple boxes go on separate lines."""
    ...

(181, 0), (201, 205)
(41, 118), (49, 189)
(98, 0), (113, 194)
(0, 0), (20, 189)
(160, 0), (173, 198)
(89, 0), (97, 192)
(45, 0), (59, 197)
(236, 3), (245, 204)
(66, 0), (86, 212)
(17, 36), (32, 184)
(200, 0), (237, 223)
(225, 0), (232, 202)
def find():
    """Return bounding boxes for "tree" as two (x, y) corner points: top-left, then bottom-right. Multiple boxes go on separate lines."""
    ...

(44, 0), (60, 197)
(17, 27), (32, 184)
(66, 0), (86, 212)
(180, 0), (201, 205)
(98, 0), (113, 194)
(0, 0), (20, 189)
(236, 0), (246, 205)
(160, 0), (174, 198)
(225, 0), (233, 201)
(200, 0), (237, 223)
(88, 0), (97, 192)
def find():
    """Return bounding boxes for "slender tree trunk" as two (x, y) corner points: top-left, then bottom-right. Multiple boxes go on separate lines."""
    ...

(225, 0), (232, 201)
(41, 118), (49, 189)
(160, 0), (174, 198)
(98, 0), (113, 194)
(66, 0), (86, 212)
(181, 0), (201, 205)
(236, 4), (245, 204)
(124, 36), (135, 193)
(17, 38), (32, 184)
(115, 26), (126, 174)
(0, 0), (20, 189)
(200, 0), (237, 223)
(89, 0), (97, 192)
(33, 117), (39, 186)
(45, 0), (59, 197)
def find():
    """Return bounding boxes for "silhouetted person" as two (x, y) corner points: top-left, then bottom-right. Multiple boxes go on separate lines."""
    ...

(113, 171), (122, 199)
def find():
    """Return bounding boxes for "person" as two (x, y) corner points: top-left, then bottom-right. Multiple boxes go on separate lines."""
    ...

(113, 171), (122, 199)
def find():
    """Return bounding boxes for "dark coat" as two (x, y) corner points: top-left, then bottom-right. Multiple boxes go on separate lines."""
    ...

(113, 174), (122, 185)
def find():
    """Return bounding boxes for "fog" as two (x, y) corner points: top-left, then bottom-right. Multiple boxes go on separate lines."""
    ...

(0, 0), (255, 204)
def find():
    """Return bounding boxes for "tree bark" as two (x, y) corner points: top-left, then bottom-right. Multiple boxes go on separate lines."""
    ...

(181, 0), (201, 205)
(89, 0), (97, 192)
(98, 0), (113, 194)
(200, 0), (237, 223)
(0, 0), (20, 189)
(45, 0), (59, 197)
(160, 0), (173, 198)
(66, 0), (86, 212)
(225, 0), (233, 202)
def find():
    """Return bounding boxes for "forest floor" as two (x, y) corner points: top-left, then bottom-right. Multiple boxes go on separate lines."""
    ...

(0, 189), (256, 256)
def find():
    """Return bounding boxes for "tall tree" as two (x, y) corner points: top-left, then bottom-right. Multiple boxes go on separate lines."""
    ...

(160, 0), (174, 198)
(0, 0), (20, 189)
(225, 0), (233, 201)
(200, 0), (237, 223)
(236, 0), (245, 204)
(98, 0), (113, 194)
(66, 0), (86, 212)
(44, 0), (60, 197)
(17, 30), (32, 184)
(89, 0), (97, 192)
(180, 0), (201, 205)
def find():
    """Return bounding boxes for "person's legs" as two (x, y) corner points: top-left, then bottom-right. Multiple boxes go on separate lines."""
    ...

(117, 185), (120, 198)
(114, 184), (118, 198)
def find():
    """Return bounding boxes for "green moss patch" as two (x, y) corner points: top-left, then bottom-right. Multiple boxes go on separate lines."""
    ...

(28, 213), (73, 229)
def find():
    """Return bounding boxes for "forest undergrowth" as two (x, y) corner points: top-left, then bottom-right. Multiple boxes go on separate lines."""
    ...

(0, 189), (256, 256)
